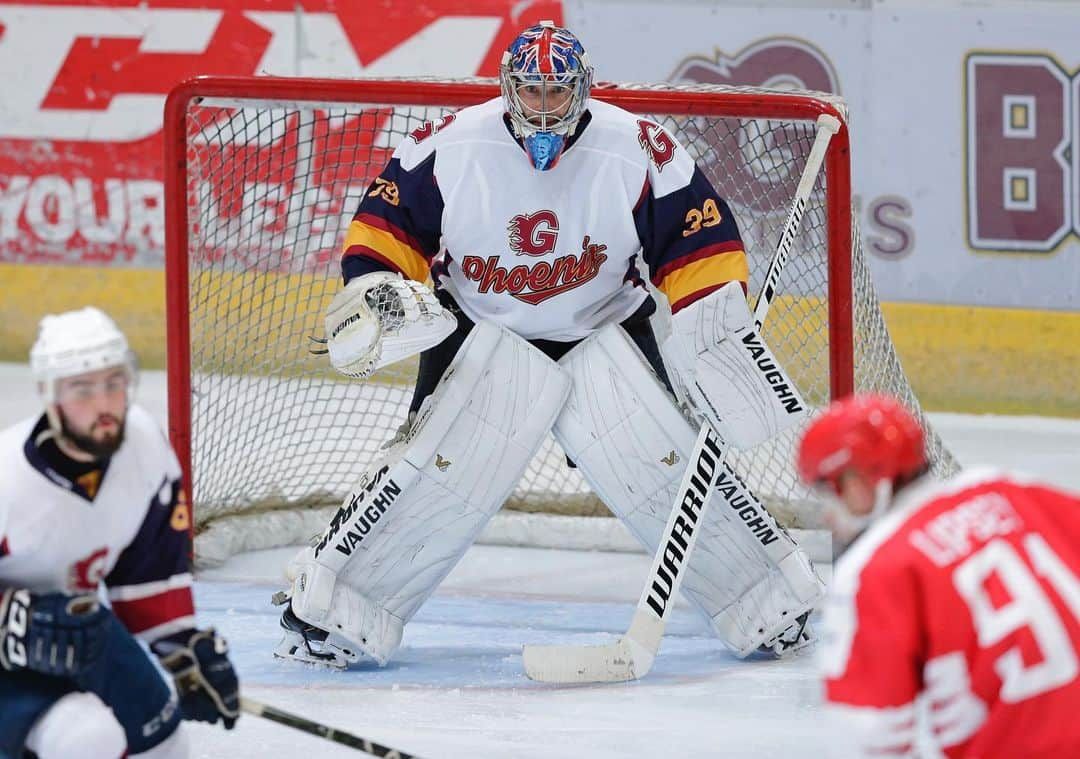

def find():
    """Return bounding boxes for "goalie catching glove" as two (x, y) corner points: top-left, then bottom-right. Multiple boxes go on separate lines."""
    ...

(152, 628), (240, 729)
(0, 588), (109, 678)
(323, 271), (457, 379)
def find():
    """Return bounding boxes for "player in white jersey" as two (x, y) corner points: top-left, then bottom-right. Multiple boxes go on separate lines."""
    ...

(276, 22), (824, 669)
(0, 308), (239, 758)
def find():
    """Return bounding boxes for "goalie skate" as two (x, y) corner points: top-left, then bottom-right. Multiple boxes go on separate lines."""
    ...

(272, 595), (363, 669)
(758, 610), (815, 658)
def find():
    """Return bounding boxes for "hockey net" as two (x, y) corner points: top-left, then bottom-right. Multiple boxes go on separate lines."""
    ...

(164, 77), (956, 565)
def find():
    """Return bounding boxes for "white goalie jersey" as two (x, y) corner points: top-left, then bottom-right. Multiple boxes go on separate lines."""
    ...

(339, 97), (750, 340)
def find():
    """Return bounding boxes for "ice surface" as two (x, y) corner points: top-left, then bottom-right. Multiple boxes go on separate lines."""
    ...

(189, 545), (832, 759)
(3, 363), (1079, 757)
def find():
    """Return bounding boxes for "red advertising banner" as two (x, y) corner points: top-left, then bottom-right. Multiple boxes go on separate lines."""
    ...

(0, 0), (562, 267)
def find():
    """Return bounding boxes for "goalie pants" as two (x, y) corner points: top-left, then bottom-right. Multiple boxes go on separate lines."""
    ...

(410, 289), (672, 418)
(0, 613), (181, 757)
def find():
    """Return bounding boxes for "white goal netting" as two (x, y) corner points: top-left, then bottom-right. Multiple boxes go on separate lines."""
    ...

(166, 78), (956, 562)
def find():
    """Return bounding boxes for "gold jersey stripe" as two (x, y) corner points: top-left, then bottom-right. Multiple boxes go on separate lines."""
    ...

(342, 220), (430, 282)
(656, 249), (749, 307)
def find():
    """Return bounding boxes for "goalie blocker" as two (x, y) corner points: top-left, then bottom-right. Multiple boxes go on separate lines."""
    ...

(663, 280), (806, 450)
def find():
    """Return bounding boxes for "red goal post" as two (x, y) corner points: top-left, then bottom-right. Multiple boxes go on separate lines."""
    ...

(163, 76), (950, 562)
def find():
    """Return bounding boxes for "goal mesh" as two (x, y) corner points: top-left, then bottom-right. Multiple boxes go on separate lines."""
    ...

(166, 77), (956, 549)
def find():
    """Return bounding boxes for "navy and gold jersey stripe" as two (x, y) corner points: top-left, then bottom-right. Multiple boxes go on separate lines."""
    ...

(343, 213), (431, 282)
(341, 154), (444, 284)
(653, 242), (749, 312)
(634, 165), (748, 313)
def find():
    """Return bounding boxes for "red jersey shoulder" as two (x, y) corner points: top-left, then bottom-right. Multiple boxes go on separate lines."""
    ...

(854, 470), (1032, 576)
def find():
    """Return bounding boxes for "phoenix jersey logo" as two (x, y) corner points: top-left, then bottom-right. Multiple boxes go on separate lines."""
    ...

(460, 235), (608, 306)
(508, 210), (559, 256)
(637, 120), (677, 171)
(70, 547), (109, 591)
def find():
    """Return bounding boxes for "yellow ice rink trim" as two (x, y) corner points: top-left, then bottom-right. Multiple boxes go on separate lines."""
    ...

(1, 264), (1077, 416)
(881, 301), (1080, 418)
(1, 265), (170, 369)
(0, 264), (413, 384)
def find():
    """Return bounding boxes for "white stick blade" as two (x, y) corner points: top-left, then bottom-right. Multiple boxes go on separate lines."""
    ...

(522, 638), (640, 683)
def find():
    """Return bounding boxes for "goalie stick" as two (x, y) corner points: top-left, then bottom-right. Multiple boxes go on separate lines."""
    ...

(522, 112), (842, 683)
(241, 696), (424, 758)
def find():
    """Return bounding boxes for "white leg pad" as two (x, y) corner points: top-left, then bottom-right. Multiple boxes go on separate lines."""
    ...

(26, 692), (127, 759)
(553, 324), (824, 655)
(290, 321), (569, 664)
(712, 546), (824, 657)
(289, 558), (405, 665)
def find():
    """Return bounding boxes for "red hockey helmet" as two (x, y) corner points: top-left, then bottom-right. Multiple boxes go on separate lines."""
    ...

(797, 393), (926, 490)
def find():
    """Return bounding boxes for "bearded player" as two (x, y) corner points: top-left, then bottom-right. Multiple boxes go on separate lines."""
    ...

(0, 308), (239, 758)
(275, 21), (825, 669)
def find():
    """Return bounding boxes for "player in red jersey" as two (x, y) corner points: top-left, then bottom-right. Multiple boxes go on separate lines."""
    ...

(797, 393), (1080, 758)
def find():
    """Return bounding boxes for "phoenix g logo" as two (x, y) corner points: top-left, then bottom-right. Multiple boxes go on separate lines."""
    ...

(508, 210), (559, 256)
(636, 120), (676, 171)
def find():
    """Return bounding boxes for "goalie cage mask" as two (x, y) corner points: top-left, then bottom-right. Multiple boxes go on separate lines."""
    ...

(500, 20), (593, 171)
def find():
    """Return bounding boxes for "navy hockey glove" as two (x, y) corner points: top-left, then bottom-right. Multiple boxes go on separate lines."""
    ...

(154, 628), (240, 729)
(0, 589), (110, 678)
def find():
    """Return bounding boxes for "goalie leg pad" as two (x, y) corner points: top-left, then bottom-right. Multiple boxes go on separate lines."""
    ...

(711, 545), (823, 657)
(288, 321), (570, 665)
(553, 324), (824, 654)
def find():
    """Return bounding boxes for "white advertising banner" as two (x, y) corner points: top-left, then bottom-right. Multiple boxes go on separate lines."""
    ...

(567, 0), (1080, 310)
(2, 0), (1077, 311)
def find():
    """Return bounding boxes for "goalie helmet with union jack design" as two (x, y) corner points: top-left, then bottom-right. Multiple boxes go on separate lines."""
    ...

(500, 21), (593, 171)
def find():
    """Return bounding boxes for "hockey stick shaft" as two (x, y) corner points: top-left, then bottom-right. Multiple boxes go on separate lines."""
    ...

(628, 111), (843, 652)
(754, 114), (841, 329)
(240, 696), (422, 758)
(634, 110), (842, 636)
(522, 423), (727, 682)
(623, 420), (726, 654)
(522, 113), (841, 683)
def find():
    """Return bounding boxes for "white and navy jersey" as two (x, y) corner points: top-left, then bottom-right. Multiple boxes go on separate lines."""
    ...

(342, 97), (748, 341)
(0, 405), (195, 643)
